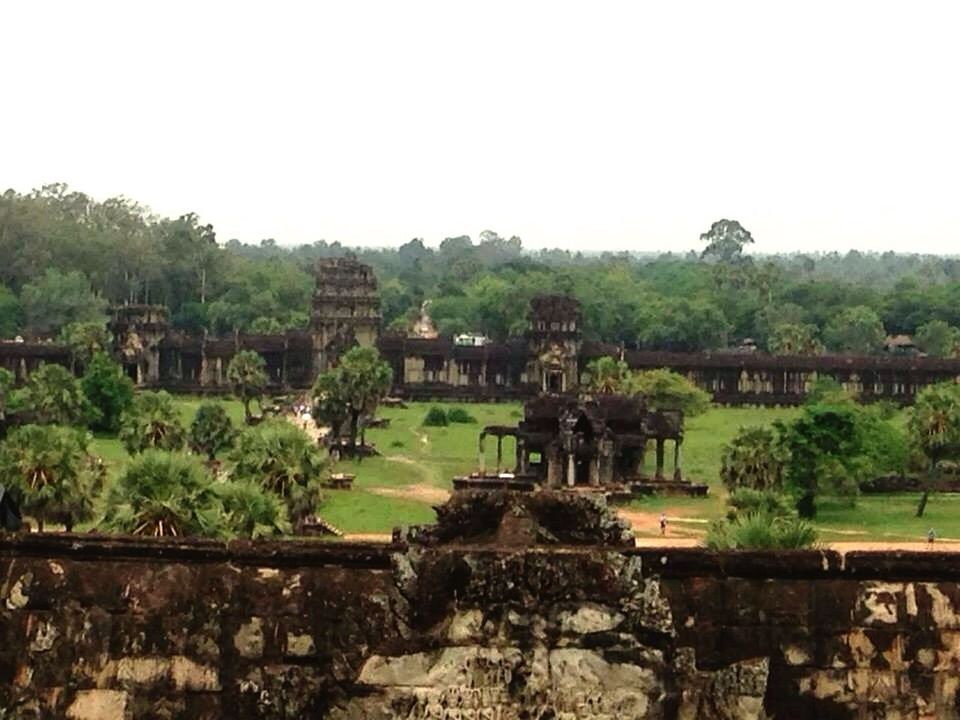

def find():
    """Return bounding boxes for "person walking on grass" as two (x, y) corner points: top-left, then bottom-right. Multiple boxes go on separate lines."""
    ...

(660, 512), (667, 536)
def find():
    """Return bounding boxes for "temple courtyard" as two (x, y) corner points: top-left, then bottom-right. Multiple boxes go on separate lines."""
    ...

(79, 398), (960, 546)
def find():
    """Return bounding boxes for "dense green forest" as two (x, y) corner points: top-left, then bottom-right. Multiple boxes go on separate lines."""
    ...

(3, 184), (960, 355)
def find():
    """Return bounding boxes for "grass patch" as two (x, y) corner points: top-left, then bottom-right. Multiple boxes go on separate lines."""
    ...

(75, 396), (957, 541)
(321, 489), (437, 534)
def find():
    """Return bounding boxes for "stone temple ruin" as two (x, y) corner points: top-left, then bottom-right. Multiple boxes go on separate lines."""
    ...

(2, 255), (960, 404)
(455, 393), (708, 497)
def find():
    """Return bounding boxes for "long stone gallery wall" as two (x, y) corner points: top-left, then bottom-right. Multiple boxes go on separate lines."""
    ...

(3, 534), (960, 719)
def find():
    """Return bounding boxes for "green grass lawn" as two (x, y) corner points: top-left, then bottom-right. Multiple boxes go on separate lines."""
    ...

(80, 396), (958, 542)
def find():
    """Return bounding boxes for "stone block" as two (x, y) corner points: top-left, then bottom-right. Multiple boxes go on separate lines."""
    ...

(65, 689), (130, 720)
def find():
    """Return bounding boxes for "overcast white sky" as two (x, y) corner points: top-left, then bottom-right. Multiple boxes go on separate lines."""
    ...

(3, 1), (959, 254)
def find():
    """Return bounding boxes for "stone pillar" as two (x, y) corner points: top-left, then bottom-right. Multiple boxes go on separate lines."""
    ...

(590, 457), (601, 486)
(515, 438), (524, 474)
(566, 453), (576, 487)
(546, 446), (562, 487)
(673, 439), (683, 482)
(495, 436), (503, 474)
(655, 439), (665, 480)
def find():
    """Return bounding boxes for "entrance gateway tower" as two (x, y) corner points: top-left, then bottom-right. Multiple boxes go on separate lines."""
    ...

(310, 256), (381, 374)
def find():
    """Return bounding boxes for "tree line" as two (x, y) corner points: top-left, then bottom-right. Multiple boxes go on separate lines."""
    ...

(4, 185), (960, 355)
(0, 341), (395, 538)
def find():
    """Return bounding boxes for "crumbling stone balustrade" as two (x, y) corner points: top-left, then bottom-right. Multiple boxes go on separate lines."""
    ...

(3, 526), (960, 718)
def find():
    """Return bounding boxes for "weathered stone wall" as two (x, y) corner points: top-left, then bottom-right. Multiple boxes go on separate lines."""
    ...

(3, 534), (960, 719)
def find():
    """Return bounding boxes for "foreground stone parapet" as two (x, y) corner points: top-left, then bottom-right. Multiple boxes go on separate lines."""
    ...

(409, 489), (635, 547)
(4, 531), (960, 718)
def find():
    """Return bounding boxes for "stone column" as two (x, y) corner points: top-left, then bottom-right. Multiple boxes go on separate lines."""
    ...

(495, 436), (503, 474)
(546, 446), (562, 487)
(655, 439), (665, 481)
(673, 439), (683, 482)
(590, 457), (601, 486)
(566, 452), (576, 487)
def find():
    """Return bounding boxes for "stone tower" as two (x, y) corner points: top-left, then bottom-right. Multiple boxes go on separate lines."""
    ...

(525, 294), (582, 393)
(108, 304), (170, 385)
(311, 256), (381, 373)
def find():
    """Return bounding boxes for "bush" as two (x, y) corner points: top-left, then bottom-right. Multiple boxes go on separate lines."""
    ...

(81, 352), (134, 433)
(217, 478), (291, 539)
(629, 369), (711, 417)
(119, 391), (186, 454)
(705, 513), (818, 550)
(0, 424), (100, 531)
(189, 403), (236, 460)
(101, 451), (227, 538)
(727, 488), (794, 519)
(446, 407), (476, 424)
(229, 420), (326, 522)
(720, 426), (785, 492)
(20, 363), (99, 427)
(422, 406), (448, 427)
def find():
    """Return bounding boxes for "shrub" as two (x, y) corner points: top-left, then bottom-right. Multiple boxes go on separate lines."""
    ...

(720, 426), (785, 492)
(446, 407), (476, 424)
(217, 478), (291, 539)
(81, 352), (134, 433)
(727, 488), (794, 519)
(705, 513), (818, 550)
(189, 403), (236, 460)
(629, 369), (711, 416)
(229, 420), (326, 522)
(119, 391), (186, 454)
(0, 424), (100, 531)
(101, 451), (227, 538)
(422, 406), (448, 427)
(20, 363), (98, 427)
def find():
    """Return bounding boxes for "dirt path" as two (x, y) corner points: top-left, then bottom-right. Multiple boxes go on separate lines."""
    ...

(284, 411), (328, 443)
(617, 508), (708, 538)
(339, 534), (960, 551)
(369, 483), (451, 505)
(343, 533), (394, 543)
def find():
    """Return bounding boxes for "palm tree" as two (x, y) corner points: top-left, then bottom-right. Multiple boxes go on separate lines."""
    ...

(908, 383), (960, 517)
(720, 426), (785, 492)
(21, 364), (98, 427)
(189, 402), (236, 460)
(582, 357), (631, 394)
(0, 424), (99, 531)
(101, 451), (227, 537)
(310, 347), (392, 449)
(229, 419), (325, 521)
(217, 478), (291, 539)
(119, 391), (186, 454)
(0, 367), (15, 425)
(227, 351), (269, 424)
